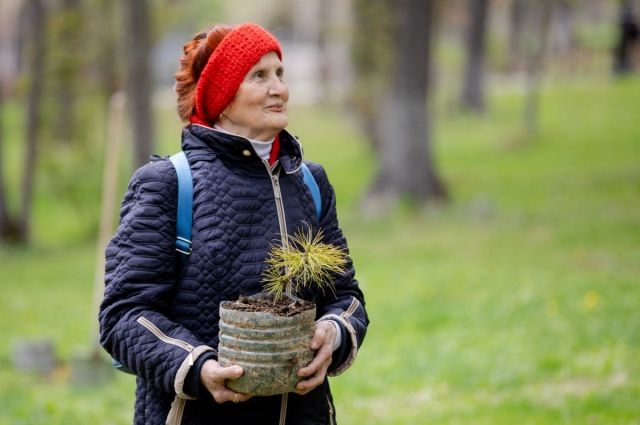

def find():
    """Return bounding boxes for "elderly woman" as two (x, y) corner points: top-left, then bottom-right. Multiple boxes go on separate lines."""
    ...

(99, 23), (368, 425)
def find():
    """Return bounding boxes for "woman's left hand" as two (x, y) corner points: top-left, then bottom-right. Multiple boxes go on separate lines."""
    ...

(296, 320), (336, 395)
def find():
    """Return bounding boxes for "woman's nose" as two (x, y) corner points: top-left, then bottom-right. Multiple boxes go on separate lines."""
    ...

(268, 77), (288, 97)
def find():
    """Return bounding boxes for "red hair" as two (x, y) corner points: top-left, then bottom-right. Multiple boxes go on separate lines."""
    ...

(174, 25), (234, 122)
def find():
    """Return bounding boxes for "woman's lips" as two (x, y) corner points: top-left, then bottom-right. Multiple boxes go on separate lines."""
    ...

(266, 104), (284, 112)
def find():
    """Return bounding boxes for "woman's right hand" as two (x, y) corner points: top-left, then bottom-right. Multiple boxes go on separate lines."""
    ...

(200, 359), (252, 404)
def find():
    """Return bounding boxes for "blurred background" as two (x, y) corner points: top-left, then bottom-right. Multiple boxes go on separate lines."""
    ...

(1, 0), (639, 424)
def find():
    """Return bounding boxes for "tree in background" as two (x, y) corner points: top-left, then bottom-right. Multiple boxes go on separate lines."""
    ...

(460, 0), (489, 113)
(508, 0), (526, 70)
(49, 0), (83, 143)
(613, 0), (640, 75)
(351, 0), (391, 156)
(522, 0), (552, 137)
(0, 77), (8, 240)
(124, 0), (154, 167)
(0, 0), (46, 243)
(350, 0), (391, 196)
(353, 0), (447, 209)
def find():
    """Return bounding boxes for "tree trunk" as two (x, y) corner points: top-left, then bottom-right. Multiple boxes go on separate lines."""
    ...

(96, 0), (120, 99)
(0, 2), (22, 241)
(124, 0), (154, 167)
(552, 0), (575, 56)
(51, 0), (82, 143)
(17, 0), (46, 242)
(613, 0), (640, 75)
(0, 78), (10, 238)
(351, 0), (393, 155)
(368, 0), (447, 204)
(460, 0), (489, 113)
(523, 0), (552, 137)
(508, 0), (526, 70)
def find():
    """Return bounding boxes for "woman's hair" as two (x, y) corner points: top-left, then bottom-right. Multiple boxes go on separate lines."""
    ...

(174, 25), (234, 122)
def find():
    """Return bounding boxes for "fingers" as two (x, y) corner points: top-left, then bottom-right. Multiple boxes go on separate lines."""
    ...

(296, 322), (336, 395)
(296, 355), (331, 395)
(200, 360), (251, 404)
(212, 365), (244, 381)
(232, 392), (252, 403)
(299, 322), (335, 378)
(298, 339), (332, 377)
(212, 387), (252, 404)
(309, 320), (334, 350)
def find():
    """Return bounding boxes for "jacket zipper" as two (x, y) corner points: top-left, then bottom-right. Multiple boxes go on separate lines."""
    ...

(263, 161), (291, 425)
(327, 395), (335, 425)
(265, 164), (289, 244)
(264, 161), (291, 294)
(341, 297), (361, 320)
(137, 316), (196, 365)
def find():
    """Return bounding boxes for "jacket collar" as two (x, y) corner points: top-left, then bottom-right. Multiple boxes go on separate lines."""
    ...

(182, 124), (304, 174)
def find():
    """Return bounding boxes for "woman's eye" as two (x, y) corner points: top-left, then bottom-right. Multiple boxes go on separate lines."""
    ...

(254, 70), (265, 79)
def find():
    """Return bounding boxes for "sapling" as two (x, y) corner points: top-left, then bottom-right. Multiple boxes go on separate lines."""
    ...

(262, 228), (348, 302)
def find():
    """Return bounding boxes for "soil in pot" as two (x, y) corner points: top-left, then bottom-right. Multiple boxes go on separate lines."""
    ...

(218, 294), (316, 396)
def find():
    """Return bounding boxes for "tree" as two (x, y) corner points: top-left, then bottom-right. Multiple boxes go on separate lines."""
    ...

(124, 0), (154, 167)
(508, 0), (526, 70)
(0, 80), (9, 239)
(351, 0), (392, 155)
(49, 0), (83, 143)
(358, 0), (447, 207)
(613, 0), (640, 75)
(94, 0), (121, 99)
(460, 0), (489, 113)
(0, 0), (46, 243)
(522, 0), (552, 136)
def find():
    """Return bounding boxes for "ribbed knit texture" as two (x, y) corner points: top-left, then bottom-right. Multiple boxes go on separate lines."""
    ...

(192, 23), (282, 126)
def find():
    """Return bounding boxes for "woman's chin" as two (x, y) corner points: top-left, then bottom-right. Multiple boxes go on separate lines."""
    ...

(271, 115), (288, 131)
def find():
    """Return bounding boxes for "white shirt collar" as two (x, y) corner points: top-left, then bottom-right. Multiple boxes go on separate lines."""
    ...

(213, 124), (274, 161)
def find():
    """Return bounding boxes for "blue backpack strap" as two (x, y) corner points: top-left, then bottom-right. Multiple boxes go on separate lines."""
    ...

(301, 163), (322, 220)
(112, 358), (134, 374)
(112, 152), (193, 376)
(169, 151), (193, 257)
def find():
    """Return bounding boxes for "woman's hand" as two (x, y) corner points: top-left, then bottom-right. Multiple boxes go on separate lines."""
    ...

(296, 320), (337, 395)
(200, 359), (252, 404)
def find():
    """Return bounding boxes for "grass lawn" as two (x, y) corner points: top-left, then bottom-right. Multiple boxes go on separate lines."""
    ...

(1, 76), (639, 424)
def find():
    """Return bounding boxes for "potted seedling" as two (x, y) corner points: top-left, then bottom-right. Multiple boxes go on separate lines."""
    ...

(217, 228), (348, 396)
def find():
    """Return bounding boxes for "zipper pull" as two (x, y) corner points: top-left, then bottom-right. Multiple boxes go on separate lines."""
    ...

(272, 175), (281, 199)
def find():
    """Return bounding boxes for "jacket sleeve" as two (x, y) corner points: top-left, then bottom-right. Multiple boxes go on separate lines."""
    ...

(98, 159), (215, 399)
(306, 162), (370, 376)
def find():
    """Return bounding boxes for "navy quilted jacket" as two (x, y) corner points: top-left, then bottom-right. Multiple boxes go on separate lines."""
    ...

(99, 124), (369, 425)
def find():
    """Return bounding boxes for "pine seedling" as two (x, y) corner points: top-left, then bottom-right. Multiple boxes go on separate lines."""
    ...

(262, 228), (348, 302)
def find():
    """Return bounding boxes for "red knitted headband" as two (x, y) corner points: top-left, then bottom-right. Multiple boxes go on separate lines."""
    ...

(192, 23), (282, 125)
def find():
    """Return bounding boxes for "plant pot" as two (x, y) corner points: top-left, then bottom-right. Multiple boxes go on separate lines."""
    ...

(217, 295), (316, 396)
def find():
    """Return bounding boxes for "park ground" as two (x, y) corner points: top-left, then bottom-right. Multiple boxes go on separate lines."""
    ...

(1, 76), (639, 424)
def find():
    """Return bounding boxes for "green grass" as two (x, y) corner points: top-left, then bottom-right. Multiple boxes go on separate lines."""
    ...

(1, 76), (639, 424)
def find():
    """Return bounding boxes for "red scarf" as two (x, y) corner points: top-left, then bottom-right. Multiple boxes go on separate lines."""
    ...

(269, 134), (281, 166)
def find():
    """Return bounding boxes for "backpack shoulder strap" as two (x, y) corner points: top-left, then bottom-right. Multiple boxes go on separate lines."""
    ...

(170, 154), (319, 253)
(111, 151), (192, 376)
(301, 163), (322, 220)
(169, 151), (193, 258)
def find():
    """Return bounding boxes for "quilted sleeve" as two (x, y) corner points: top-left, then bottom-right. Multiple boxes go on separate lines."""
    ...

(99, 159), (214, 398)
(305, 162), (370, 376)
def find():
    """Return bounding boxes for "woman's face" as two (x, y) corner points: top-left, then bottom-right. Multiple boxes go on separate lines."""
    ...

(221, 51), (289, 141)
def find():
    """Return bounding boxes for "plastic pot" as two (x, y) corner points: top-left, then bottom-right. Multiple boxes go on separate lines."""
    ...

(218, 295), (316, 396)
